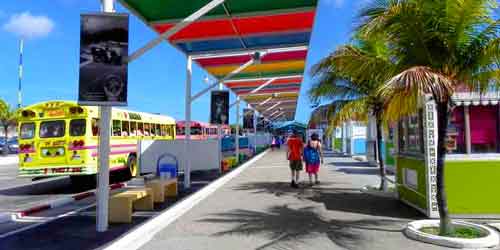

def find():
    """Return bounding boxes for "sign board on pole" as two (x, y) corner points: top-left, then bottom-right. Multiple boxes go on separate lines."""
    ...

(79, 13), (129, 106)
(210, 91), (229, 125)
(423, 95), (440, 218)
(243, 108), (254, 129)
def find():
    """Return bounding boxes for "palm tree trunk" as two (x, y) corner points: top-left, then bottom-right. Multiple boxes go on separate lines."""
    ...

(375, 115), (387, 191)
(436, 102), (452, 235)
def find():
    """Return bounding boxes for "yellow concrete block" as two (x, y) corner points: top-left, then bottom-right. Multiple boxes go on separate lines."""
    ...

(165, 181), (178, 197)
(146, 181), (166, 203)
(108, 188), (154, 223)
(109, 195), (134, 223)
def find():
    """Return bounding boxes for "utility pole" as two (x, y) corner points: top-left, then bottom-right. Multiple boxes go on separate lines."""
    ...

(18, 38), (24, 108)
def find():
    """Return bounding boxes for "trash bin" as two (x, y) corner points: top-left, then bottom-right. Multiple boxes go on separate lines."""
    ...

(157, 153), (178, 180)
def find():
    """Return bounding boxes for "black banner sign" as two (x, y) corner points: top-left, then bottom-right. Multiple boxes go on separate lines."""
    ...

(79, 13), (129, 106)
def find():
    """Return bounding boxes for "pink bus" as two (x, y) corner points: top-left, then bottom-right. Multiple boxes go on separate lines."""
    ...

(176, 121), (230, 140)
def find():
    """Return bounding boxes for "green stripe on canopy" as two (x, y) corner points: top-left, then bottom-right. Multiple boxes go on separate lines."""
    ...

(121, 0), (317, 22)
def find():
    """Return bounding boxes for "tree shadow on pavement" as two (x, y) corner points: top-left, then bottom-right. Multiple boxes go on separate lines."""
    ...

(335, 167), (380, 175)
(232, 181), (351, 197)
(199, 205), (405, 250)
(233, 182), (422, 220)
(328, 161), (372, 168)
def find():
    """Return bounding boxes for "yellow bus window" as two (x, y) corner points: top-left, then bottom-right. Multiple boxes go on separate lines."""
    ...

(112, 120), (121, 136)
(92, 119), (99, 136)
(70, 119), (86, 136)
(137, 123), (144, 136)
(155, 124), (161, 136)
(130, 122), (137, 136)
(121, 121), (130, 136)
(40, 120), (65, 138)
(143, 124), (150, 136)
(20, 123), (35, 139)
(160, 125), (166, 136)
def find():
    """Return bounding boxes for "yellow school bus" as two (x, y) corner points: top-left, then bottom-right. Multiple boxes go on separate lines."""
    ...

(17, 101), (176, 181)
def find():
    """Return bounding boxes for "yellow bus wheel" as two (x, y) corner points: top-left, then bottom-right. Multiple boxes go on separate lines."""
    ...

(127, 155), (138, 178)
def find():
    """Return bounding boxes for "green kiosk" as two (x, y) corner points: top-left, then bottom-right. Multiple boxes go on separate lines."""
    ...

(395, 92), (500, 218)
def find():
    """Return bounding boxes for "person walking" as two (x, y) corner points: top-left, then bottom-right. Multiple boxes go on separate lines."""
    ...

(286, 130), (304, 188)
(304, 133), (323, 186)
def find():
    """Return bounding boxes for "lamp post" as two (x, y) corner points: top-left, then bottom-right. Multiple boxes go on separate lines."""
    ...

(18, 38), (24, 108)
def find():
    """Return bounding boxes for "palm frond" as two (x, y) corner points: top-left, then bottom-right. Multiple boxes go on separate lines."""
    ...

(329, 98), (369, 128)
(379, 66), (453, 121)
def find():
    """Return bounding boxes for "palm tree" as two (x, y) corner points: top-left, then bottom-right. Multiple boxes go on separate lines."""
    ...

(358, 0), (499, 235)
(0, 99), (17, 156)
(309, 35), (396, 190)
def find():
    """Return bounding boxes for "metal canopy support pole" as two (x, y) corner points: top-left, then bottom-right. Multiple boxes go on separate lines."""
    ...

(96, 0), (114, 233)
(127, 0), (225, 63)
(184, 56), (193, 189)
(235, 97), (240, 164)
(249, 78), (276, 94)
(257, 97), (273, 107)
(217, 82), (223, 173)
(253, 110), (257, 154)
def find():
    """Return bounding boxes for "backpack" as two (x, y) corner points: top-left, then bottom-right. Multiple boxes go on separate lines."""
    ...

(304, 144), (320, 164)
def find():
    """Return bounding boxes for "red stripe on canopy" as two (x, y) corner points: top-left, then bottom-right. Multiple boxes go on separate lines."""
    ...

(153, 11), (315, 42)
(225, 77), (303, 88)
(236, 87), (301, 95)
(196, 50), (307, 67)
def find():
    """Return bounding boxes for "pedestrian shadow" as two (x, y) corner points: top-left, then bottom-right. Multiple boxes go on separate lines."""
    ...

(232, 181), (422, 219)
(198, 205), (405, 250)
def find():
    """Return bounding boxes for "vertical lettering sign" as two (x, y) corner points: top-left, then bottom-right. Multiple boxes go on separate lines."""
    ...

(423, 95), (439, 218)
(210, 91), (229, 125)
(79, 13), (129, 106)
(243, 109), (254, 129)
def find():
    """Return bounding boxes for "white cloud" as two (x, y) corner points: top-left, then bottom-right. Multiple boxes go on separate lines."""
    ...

(324, 0), (345, 8)
(2, 12), (54, 39)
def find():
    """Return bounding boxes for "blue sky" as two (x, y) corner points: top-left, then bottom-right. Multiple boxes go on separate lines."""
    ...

(0, 0), (365, 124)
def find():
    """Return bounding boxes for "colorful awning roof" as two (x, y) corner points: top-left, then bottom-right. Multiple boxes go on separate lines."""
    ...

(119, 0), (318, 121)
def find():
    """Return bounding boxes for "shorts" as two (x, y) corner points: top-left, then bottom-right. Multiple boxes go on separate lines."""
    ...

(306, 163), (320, 174)
(289, 160), (303, 171)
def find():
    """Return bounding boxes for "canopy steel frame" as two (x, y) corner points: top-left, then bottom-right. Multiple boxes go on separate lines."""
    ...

(249, 78), (276, 94)
(127, 0), (226, 63)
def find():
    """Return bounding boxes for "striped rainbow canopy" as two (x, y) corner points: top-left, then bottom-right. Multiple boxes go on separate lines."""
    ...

(119, 0), (318, 121)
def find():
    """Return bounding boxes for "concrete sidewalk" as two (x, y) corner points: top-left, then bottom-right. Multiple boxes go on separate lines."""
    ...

(137, 149), (453, 250)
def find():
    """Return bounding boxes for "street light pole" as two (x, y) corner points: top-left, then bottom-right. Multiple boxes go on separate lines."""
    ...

(96, 0), (114, 233)
(17, 38), (24, 109)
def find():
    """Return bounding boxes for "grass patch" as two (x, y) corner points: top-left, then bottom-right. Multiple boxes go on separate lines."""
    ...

(419, 226), (486, 239)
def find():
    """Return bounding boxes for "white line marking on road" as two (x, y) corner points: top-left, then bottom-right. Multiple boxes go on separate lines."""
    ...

(0, 203), (95, 239)
(104, 149), (270, 250)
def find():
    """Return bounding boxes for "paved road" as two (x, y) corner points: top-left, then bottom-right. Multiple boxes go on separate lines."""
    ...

(0, 161), (30, 189)
(138, 150), (454, 250)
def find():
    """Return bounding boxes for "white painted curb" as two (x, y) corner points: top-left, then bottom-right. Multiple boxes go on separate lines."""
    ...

(405, 219), (500, 249)
(105, 149), (270, 250)
(50, 197), (76, 209)
(0, 213), (12, 223)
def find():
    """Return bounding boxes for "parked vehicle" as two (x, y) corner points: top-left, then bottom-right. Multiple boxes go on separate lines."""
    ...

(7, 137), (18, 154)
